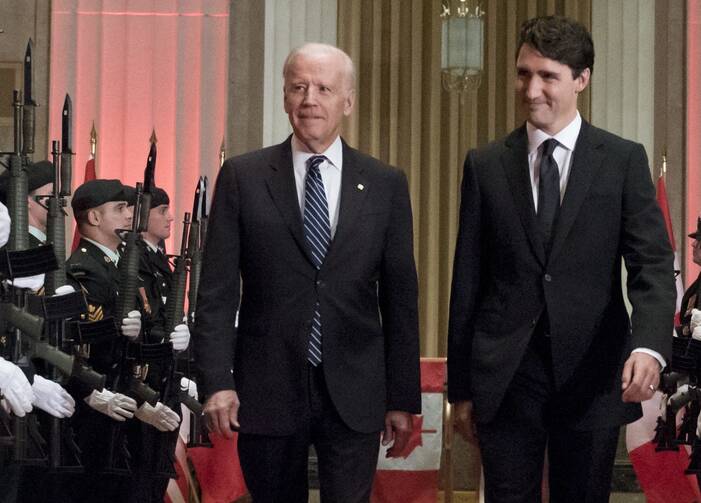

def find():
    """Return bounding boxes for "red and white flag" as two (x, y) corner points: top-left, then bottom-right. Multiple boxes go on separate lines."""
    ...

(71, 153), (96, 251)
(624, 173), (699, 502)
(371, 359), (445, 503)
(188, 432), (248, 503)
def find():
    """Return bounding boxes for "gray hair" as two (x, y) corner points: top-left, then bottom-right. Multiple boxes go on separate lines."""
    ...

(283, 42), (356, 90)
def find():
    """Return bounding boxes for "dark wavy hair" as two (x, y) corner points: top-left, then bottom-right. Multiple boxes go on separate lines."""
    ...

(517, 16), (594, 78)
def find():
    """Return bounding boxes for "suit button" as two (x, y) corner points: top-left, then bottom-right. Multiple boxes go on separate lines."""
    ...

(544, 274), (552, 282)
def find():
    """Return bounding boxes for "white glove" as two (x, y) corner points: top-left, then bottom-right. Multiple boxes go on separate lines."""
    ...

(9, 274), (45, 292)
(180, 377), (198, 400)
(0, 202), (10, 247)
(135, 401), (180, 432)
(54, 285), (76, 296)
(84, 389), (137, 421)
(169, 323), (190, 351)
(0, 357), (34, 416)
(121, 310), (141, 340)
(32, 375), (75, 418)
(693, 325), (701, 341)
(691, 309), (701, 332)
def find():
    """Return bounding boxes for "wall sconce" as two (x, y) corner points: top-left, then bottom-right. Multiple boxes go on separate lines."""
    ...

(441, 0), (485, 93)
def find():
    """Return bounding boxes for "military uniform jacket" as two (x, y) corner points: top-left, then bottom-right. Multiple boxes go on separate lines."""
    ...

(680, 273), (701, 336)
(138, 240), (173, 329)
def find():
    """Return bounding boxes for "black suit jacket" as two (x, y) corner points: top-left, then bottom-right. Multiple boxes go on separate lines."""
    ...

(194, 137), (421, 435)
(447, 121), (676, 430)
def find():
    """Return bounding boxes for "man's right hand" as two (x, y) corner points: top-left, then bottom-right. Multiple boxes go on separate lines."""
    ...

(453, 400), (478, 445)
(204, 389), (240, 439)
(84, 389), (137, 421)
(0, 357), (34, 417)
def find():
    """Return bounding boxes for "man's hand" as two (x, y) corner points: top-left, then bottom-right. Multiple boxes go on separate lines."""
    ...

(621, 352), (661, 402)
(121, 310), (141, 340)
(690, 308), (701, 332)
(84, 389), (137, 421)
(169, 323), (190, 351)
(204, 389), (240, 439)
(453, 400), (478, 444)
(135, 401), (181, 432)
(0, 357), (34, 417)
(382, 410), (413, 458)
(32, 375), (76, 418)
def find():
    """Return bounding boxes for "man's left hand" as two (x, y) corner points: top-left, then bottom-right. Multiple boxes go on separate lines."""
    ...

(621, 352), (661, 403)
(381, 410), (413, 458)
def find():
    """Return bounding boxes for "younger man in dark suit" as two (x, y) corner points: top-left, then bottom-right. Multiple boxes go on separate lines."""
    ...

(447, 15), (675, 502)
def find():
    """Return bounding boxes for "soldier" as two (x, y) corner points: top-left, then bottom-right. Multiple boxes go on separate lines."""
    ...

(139, 188), (173, 319)
(66, 179), (185, 502)
(64, 179), (181, 502)
(133, 186), (194, 501)
(0, 160), (53, 247)
(0, 160), (55, 292)
(680, 217), (701, 338)
(0, 189), (75, 503)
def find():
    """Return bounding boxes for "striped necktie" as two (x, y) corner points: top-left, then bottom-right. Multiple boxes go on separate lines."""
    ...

(303, 155), (330, 366)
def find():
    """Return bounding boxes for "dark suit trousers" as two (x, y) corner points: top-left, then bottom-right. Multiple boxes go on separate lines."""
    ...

(476, 325), (620, 503)
(237, 364), (381, 503)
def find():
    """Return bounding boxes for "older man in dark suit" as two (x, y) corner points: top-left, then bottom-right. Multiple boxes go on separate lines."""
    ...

(195, 43), (421, 503)
(447, 16), (676, 503)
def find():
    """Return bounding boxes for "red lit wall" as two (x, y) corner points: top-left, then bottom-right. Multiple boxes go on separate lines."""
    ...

(48, 0), (229, 251)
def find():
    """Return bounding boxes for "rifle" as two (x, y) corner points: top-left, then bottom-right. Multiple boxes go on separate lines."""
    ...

(186, 177), (204, 327)
(22, 40), (36, 157)
(163, 210), (209, 447)
(102, 145), (159, 475)
(0, 83), (46, 465)
(181, 179), (212, 447)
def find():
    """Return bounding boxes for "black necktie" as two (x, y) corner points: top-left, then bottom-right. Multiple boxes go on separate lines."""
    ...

(537, 139), (560, 254)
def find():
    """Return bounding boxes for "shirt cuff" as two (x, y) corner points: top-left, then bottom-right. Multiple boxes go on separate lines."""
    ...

(631, 348), (666, 370)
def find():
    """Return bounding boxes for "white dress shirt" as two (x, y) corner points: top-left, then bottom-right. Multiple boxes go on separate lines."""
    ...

(525, 112), (666, 369)
(28, 225), (47, 244)
(292, 135), (343, 238)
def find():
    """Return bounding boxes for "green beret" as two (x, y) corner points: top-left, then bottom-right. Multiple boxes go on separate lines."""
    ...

(0, 160), (55, 204)
(71, 179), (128, 213)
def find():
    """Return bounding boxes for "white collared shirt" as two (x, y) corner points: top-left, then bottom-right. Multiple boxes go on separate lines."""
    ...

(527, 112), (582, 210)
(83, 237), (120, 266)
(28, 225), (47, 244)
(143, 238), (160, 254)
(292, 135), (343, 237)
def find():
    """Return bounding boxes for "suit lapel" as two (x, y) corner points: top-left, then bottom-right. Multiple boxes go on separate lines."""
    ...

(264, 138), (316, 267)
(502, 126), (546, 267)
(548, 121), (603, 264)
(324, 141), (368, 266)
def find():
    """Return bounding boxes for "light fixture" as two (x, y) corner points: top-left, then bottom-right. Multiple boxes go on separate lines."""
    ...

(440, 0), (485, 93)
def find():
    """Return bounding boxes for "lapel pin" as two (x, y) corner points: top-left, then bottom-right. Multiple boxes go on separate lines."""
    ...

(357, 184), (364, 191)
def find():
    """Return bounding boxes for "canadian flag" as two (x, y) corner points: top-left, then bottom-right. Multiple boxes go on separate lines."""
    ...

(371, 358), (445, 503)
(188, 433), (248, 503)
(624, 173), (700, 502)
(71, 153), (96, 251)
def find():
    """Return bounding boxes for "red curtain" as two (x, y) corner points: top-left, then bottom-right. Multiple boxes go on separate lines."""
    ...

(49, 0), (229, 251)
